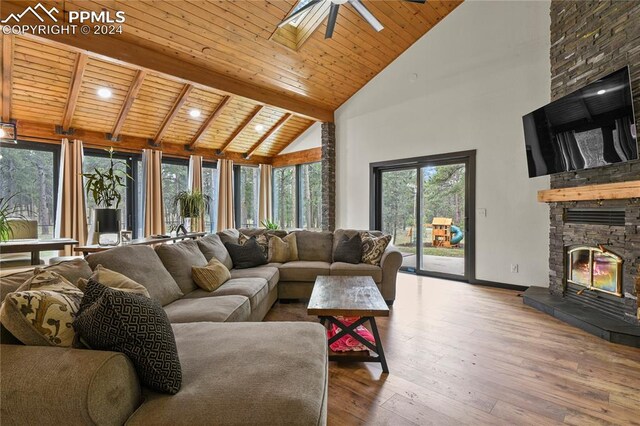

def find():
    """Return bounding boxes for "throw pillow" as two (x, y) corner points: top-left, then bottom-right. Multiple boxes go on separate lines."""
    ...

(333, 234), (362, 264)
(224, 237), (267, 269)
(268, 233), (299, 263)
(239, 233), (269, 258)
(0, 270), (83, 347)
(192, 257), (231, 292)
(73, 279), (182, 395)
(360, 234), (392, 266)
(76, 265), (150, 297)
(197, 234), (233, 270)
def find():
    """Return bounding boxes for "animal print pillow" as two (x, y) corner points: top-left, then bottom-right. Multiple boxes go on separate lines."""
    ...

(0, 269), (83, 346)
(360, 233), (392, 266)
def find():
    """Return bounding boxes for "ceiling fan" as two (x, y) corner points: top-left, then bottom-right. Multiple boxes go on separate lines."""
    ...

(278, 0), (427, 39)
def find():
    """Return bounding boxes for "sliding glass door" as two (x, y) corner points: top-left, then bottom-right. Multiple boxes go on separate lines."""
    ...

(371, 151), (475, 281)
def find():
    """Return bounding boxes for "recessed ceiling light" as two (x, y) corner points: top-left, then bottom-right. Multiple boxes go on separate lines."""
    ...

(254, 124), (265, 132)
(597, 89), (606, 95)
(0, 128), (5, 138)
(189, 109), (201, 118)
(97, 87), (112, 99)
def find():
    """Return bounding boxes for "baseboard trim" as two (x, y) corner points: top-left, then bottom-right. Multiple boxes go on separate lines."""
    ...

(469, 279), (528, 292)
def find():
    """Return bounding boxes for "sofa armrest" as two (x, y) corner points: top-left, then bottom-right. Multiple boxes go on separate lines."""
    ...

(1, 345), (141, 426)
(379, 244), (403, 304)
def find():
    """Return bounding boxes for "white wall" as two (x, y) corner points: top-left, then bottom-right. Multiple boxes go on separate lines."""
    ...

(280, 122), (321, 154)
(335, 0), (552, 287)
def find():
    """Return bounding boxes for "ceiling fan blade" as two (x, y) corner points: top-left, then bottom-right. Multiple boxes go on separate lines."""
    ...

(325, 3), (340, 39)
(278, 0), (323, 28)
(404, 0), (427, 3)
(349, 0), (384, 32)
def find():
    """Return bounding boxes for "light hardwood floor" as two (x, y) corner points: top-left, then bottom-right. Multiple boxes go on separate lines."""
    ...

(264, 273), (640, 425)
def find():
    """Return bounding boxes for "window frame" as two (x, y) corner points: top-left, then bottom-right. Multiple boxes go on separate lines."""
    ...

(0, 140), (61, 237)
(233, 164), (261, 229)
(83, 147), (140, 236)
(161, 156), (190, 233)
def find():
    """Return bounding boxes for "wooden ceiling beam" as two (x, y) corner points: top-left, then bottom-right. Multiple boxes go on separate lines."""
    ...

(272, 147), (322, 167)
(2, 0), (333, 122)
(2, 35), (13, 122)
(61, 53), (88, 131)
(110, 69), (146, 140)
(218, 105), (264, 154)
(273, 121), (316, 156)
(15, 119), (273, 166)
(189, 95), (232, 150)
(154, 83), (193, 145)
(245, 113), (292, 159)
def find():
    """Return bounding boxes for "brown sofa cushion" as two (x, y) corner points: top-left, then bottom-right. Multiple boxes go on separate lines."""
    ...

(333, 234), (362, 264)
(267, 233), (299, 263)
(330, 262), (383, 283)
(0, 345), (141, 426)
(77, 265), (151, 297)
(156, 240), (208, 295)
(229, 266), (280, 291)
(191, 258), (231, 292)
(0, 258), (92, 301)
(126, 322), (327, 426)
(86, 246), (183, 306)
(197, 234), (233, 270)
(294, 230), (333, 262)
(163, 295), (250, 323)
(279, 261), (331, 282)
(217, 228), (240, 245)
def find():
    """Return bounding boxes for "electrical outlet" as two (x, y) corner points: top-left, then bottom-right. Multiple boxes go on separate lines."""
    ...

(478, 208), (487, 217)
(510, 264), (519, 273)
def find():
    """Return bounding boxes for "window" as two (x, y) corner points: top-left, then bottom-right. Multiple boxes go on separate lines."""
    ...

(162, 159), (189, 232)
(83, 150), (131, 231)
(273, 166), (296, 229)
(0, 142), (59, 239)
(271, 162), (322, 230)
(236, 166), (260, 228)
(299, 162), (322, 230)
(202, 162), (218, 232)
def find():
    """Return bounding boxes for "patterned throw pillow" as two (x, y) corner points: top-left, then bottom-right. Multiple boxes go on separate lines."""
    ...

(0, 270), (83, 347)
(239, 233), (269, 258)
(267, 233), (299, 263)
(74, 279), (182, 394)
(192, 257), (231, 292)
(76, 264), (151, 297)
(360, 233), (392, 266)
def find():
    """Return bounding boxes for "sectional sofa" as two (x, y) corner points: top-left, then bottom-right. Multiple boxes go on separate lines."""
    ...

(0, 228), (402, 425)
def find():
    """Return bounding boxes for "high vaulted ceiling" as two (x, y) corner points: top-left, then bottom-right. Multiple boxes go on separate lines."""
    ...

(1, 0), (461, 161)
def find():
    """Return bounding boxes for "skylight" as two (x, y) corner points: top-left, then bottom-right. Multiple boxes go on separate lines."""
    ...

(289, 0), (314, 27)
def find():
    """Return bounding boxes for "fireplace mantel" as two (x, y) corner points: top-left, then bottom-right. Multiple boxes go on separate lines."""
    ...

(538, 180), (640, 203)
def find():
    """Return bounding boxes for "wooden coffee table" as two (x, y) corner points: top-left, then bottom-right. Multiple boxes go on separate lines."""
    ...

(307, 276), (390, 373)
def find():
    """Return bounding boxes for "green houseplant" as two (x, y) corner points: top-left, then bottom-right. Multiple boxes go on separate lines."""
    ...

(173, 190), (210, 233)
(81, 147), (132, 245)
(260, 219), (279, 230)
(0, 195), (22, 242)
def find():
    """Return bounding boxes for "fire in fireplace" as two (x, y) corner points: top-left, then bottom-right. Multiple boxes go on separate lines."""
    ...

(566, 245), (623, 296)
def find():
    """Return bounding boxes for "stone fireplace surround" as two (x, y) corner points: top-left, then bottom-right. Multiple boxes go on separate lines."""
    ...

(524, 159), (640, 347)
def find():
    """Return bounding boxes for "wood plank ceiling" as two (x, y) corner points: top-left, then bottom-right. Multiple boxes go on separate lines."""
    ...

(1, 0), (461, 160)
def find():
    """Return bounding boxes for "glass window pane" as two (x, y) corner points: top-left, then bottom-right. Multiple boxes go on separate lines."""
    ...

(83, 154), (129, 231)
(162, 161), (189, 233)
(136, 160), (143, 238)
(203, 164), (218, 232)
(239, 166), (259, 228)
(300, 162), (322, 230)
(273, 166), (296, 229)
(0, 145), (56, 239)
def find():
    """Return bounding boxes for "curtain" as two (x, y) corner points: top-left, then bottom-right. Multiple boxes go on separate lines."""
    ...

(142, 149), (165, 237)
(188, 155), (205, 233)
(55, 138), (88, 255)
(216, 159), (234, 231)
(258, 164), (272, 225)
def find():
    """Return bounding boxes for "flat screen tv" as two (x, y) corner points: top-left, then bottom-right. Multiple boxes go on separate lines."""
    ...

(523, 66), (637, 178)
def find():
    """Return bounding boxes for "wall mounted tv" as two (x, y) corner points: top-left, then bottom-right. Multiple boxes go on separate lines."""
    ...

(523, 66), (637, 178)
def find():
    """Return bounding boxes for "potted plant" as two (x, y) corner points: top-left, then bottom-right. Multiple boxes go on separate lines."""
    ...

(82, 147), (131, 245)
(0, 194), (22, 242)
(260, 219), (279, 230)
(173, 190), (210, 233)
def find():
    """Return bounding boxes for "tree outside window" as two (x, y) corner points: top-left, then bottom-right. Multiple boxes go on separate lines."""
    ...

(300, 162), (322, 230)
(273, 166), (296, 229)
(238, 166), (259, 228)
(162, 161), (189, 232)
(203, 164), (218, 232)
(0, 144), (57, 239)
